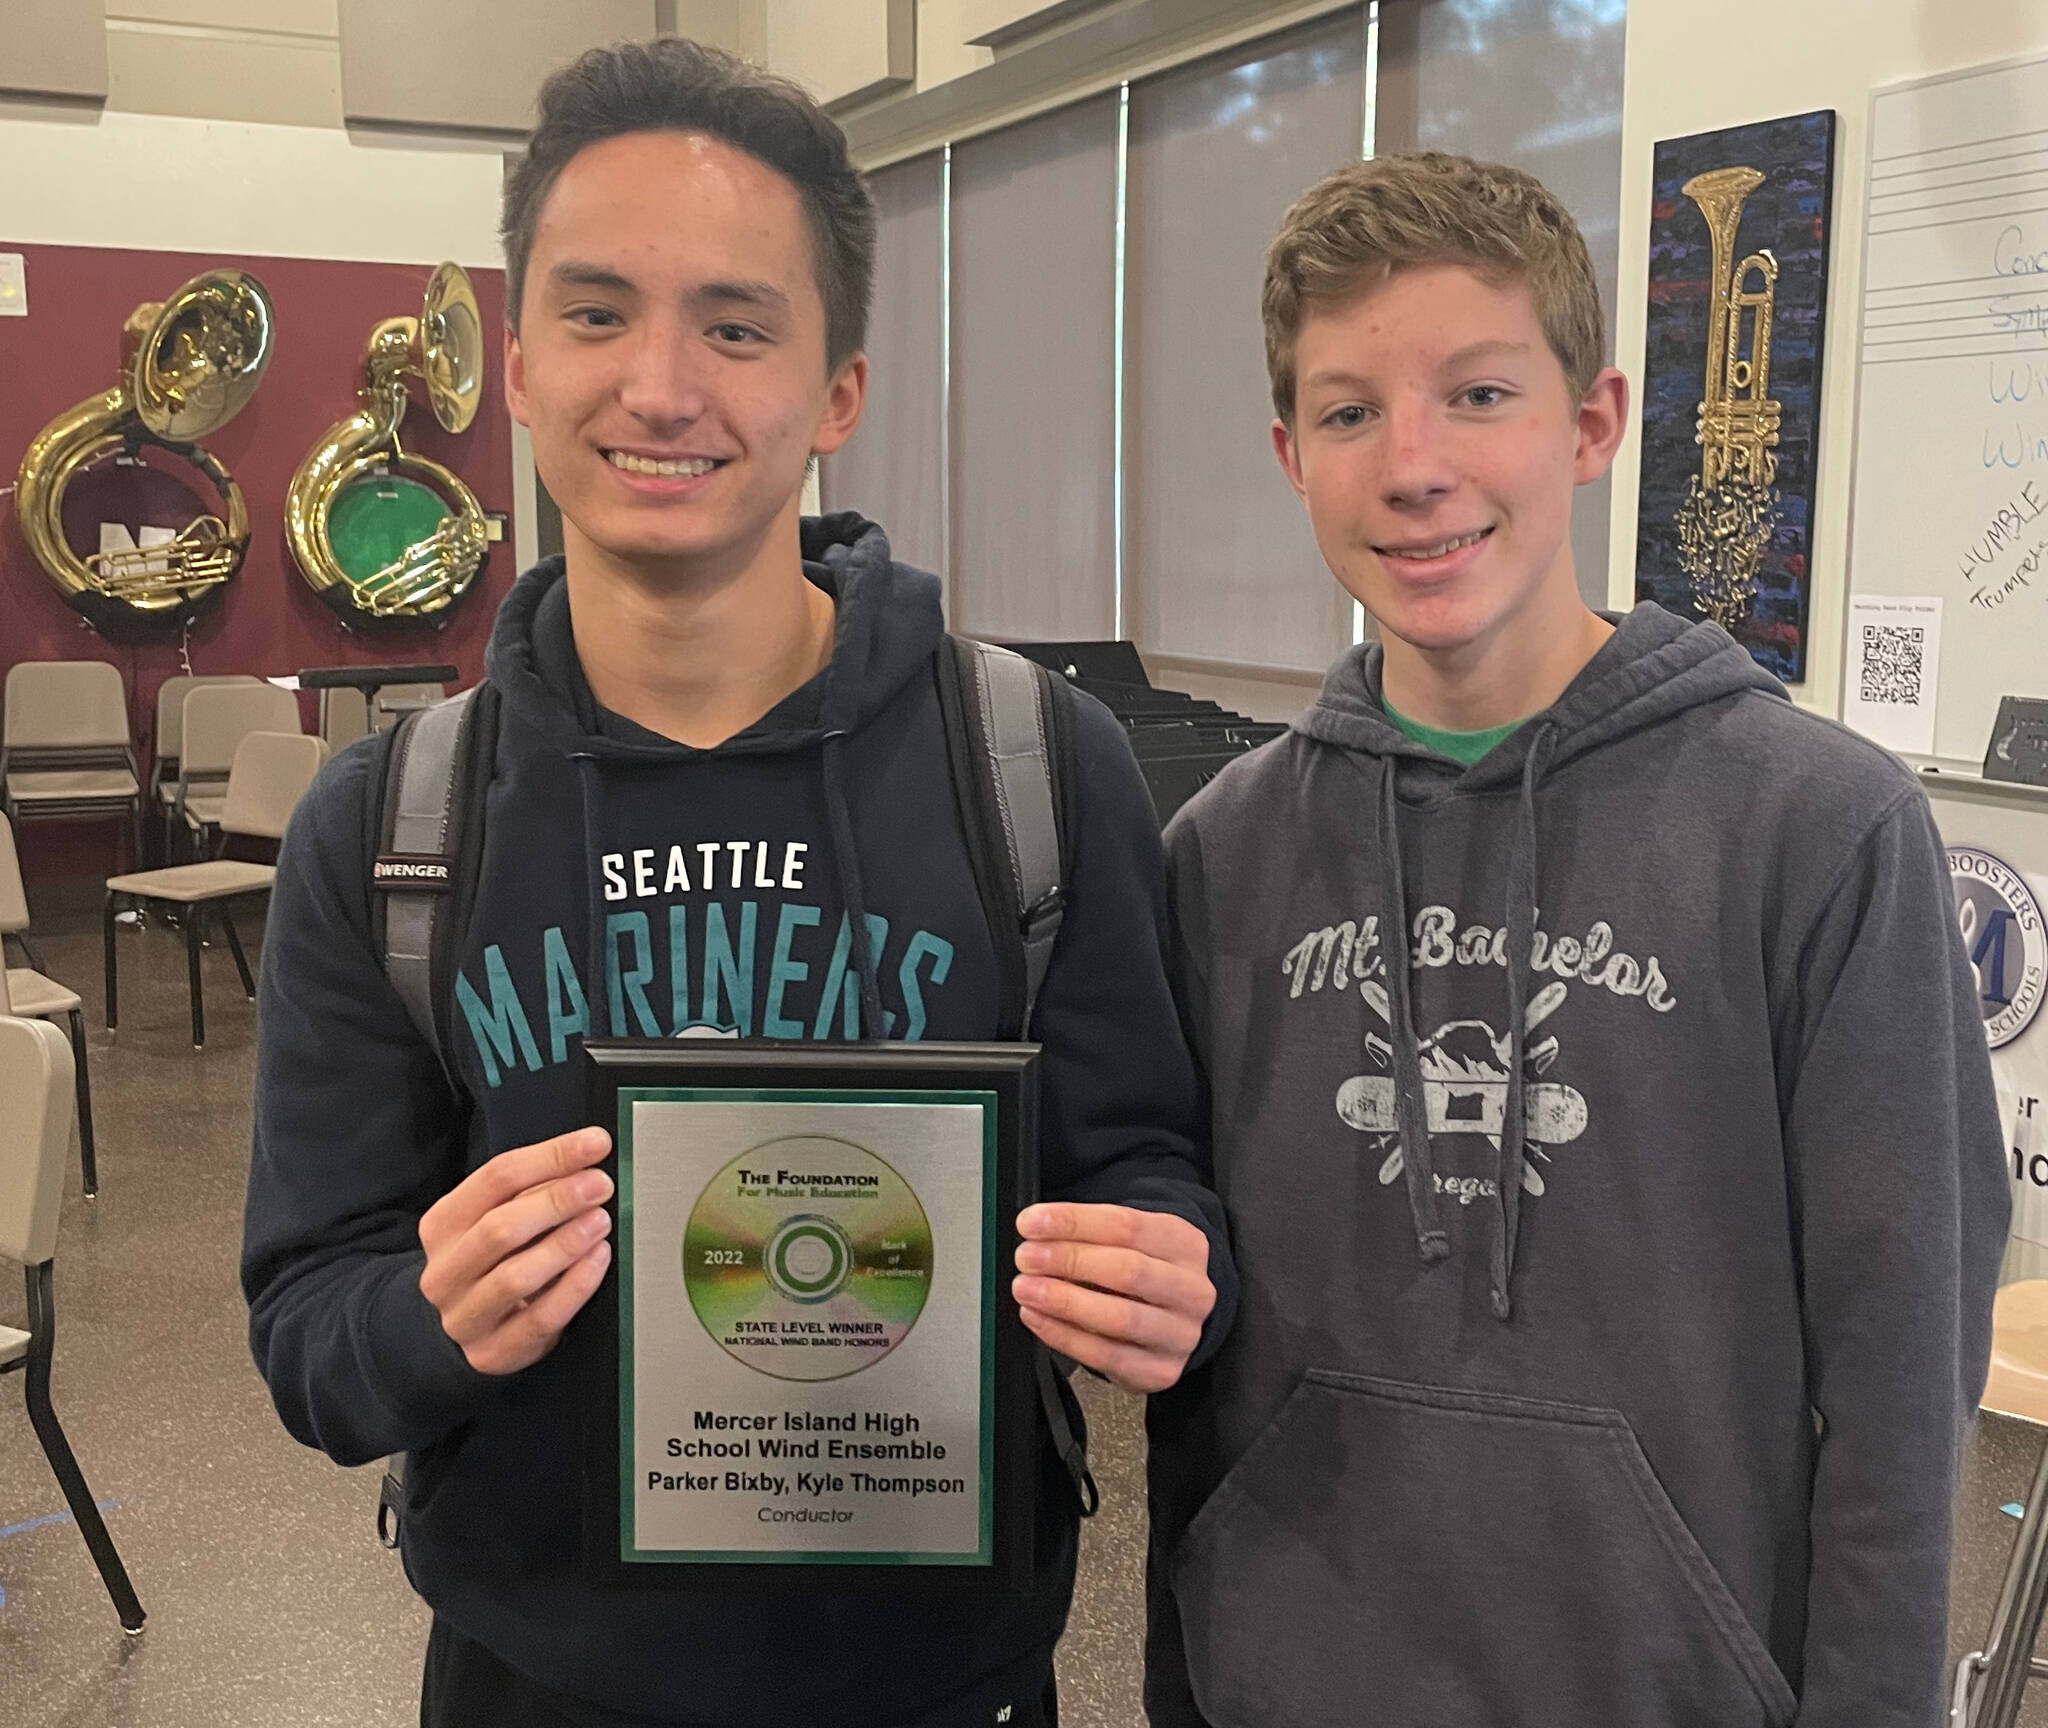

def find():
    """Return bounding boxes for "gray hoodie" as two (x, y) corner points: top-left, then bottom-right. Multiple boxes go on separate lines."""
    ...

(1145, 603), (2008, 1728)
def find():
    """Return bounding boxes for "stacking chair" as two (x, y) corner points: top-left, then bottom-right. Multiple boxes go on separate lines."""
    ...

(149, 674), (261, 849)
(1954, 1281), (2048, 1725)
(0, 1014), (144, 1632)
(0, 816), (98, 1196)
(170, 682), (302, 858)
(1, 661), (143, 868)
(105, 731), (326, 1048)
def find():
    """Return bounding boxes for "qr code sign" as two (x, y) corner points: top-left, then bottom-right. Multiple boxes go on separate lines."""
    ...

(1859, 623), (1926, 707)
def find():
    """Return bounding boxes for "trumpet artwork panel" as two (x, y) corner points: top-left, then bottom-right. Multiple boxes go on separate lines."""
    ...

(1634, 110), (1837, 683)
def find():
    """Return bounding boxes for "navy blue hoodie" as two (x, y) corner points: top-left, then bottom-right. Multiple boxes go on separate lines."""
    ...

(242, 514), (1235, 1726)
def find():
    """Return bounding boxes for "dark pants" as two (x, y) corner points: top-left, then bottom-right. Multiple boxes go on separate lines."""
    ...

(420, 1619), (1059, 1728)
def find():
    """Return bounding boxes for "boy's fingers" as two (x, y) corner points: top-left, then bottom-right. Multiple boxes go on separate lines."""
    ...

(441, 1209), (613, 1345)
(422, 1170), (612, 1308)
(1016, 1203), (1208, 1270)
(1018, 1307), (1183, 1395)
(1012, 1240), (1214, 1320)
(424, 1127), (612, 1245)
(465, 1240), (612, 1376)
(1012, 1274), (1203, 1359)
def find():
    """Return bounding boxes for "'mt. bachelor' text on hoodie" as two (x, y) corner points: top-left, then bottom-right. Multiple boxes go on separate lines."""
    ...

(1145, 605), (2006, 1728)
(243, 516), (1236, 1728)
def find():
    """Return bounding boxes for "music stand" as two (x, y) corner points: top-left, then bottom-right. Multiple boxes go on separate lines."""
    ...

(296, 663), (459, 718)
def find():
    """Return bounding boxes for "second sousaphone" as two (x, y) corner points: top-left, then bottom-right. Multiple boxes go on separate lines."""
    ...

(286, 261), (489, 625)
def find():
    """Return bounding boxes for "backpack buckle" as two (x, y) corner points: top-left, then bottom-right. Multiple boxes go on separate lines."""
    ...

(1020, 885), (1065, 943)
(376, 1463), (404, 1549)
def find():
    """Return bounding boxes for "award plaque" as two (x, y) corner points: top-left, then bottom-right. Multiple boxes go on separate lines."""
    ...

(583, 1041), (1039, 1592)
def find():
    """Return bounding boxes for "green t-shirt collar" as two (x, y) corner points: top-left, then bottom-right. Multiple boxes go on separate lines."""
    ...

(1382, 696), (1529, 767)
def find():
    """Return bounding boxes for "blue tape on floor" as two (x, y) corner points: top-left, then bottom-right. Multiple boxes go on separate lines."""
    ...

(2004, 1502), (2027, 1519)
(0, 1498), (119, 1542)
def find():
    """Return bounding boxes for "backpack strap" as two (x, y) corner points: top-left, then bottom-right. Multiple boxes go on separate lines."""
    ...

(934, 636), (1069, 1039)
(371, 684), (498, 1077)
(364, 683), (498, 1553)
(936, 636), (1095, 1514)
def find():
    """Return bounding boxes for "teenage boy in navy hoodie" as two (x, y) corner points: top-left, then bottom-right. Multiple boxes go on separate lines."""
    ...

(1145, 152), (2008, 1728)
(242, 39), (1231, 1728)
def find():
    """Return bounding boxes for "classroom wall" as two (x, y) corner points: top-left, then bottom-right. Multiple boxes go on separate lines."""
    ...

(0, 0), (107, 102)
(96, 0), (343, 128)
(8, 2), (710, 132)
(0, 107), (503, 260)
(914, 1), (1044, 90)
(762, 1), (912, 109)
(1609, 0), (2048, 719)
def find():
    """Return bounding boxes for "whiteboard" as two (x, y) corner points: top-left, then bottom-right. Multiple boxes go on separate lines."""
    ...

(1848, 48), (2048, 767)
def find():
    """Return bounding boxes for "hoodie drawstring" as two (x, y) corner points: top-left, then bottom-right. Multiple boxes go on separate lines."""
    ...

(1376, 759), (1450, 1265)
(1491, 721), (1558, 1321)
(821, 731), (887, 1042)
(572, 754), (608, 1036)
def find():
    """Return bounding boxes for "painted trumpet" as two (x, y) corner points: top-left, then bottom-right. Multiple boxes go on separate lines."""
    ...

(1674, 165), (1783, 629)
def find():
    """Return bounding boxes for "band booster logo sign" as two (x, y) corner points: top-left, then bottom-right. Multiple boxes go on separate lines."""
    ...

(1948, 846), (2047, 1049)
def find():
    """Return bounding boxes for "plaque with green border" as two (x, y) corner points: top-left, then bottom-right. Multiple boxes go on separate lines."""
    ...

(583, 1041), (1039, 1594)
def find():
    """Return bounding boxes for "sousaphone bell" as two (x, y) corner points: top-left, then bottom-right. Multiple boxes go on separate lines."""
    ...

(286, 261), (489, 626)
(13, 270), (274, 640)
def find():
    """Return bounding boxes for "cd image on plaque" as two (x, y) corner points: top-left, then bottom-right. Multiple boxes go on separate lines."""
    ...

(683, 1137), (934, 1381)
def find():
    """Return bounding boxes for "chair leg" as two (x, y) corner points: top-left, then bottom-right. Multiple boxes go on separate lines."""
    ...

(185, 905), (206, 1048)
(103, 893), (119, 1032)
(219, 903), (255, 1001)
(1970, 1429), (2048, 1726)
(21, 1263), (144, 1633)
(66, 1009), (98, 1200)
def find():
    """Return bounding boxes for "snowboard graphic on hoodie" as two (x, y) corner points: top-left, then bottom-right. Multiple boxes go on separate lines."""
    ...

(1337, 978), (1586, 1201)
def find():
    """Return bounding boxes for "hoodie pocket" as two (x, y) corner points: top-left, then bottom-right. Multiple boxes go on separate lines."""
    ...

(1170, 1372), (1795, 1728)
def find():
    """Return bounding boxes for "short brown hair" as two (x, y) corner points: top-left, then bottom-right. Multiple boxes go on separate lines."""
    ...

(1263, 152), (1604, 425)
(502, 37), (876, 369)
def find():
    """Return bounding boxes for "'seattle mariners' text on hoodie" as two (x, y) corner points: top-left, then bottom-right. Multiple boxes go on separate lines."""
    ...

(1145, 603), (2008, 1728)
(241, 515), (1236, 1728)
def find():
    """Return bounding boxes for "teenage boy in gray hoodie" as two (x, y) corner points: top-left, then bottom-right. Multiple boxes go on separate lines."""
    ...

(1144, 151), (2010, 1728)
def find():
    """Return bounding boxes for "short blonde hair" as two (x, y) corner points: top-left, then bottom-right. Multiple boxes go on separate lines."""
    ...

(1263, 152), (1604, 425)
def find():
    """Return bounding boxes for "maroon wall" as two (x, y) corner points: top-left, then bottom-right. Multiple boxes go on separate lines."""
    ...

(0, 243), (519, 885)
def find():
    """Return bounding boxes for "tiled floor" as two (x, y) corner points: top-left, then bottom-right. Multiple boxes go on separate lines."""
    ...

(0, 899), (2039, 1726)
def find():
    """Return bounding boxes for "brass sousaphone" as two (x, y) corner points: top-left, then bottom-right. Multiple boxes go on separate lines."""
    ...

(14, 270), (274, 638)
(286, 261), (488, 625)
